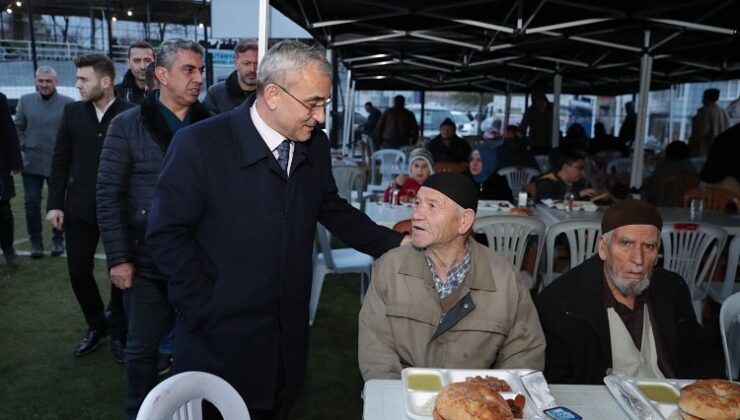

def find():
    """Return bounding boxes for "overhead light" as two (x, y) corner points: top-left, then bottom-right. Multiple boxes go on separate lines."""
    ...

(112, 16), (117, 22)
(15, 1), (21, 6)
(126, 9), (132, 17)
(198, 23), (204, 28)
(5, 8), (12, 14)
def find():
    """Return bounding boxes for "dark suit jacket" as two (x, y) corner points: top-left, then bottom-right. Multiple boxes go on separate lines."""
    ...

(535, 255), (724, 384)
(0, 93), (22, 200)
(146, 97), (403, 410)
(48, 99), (135, 223)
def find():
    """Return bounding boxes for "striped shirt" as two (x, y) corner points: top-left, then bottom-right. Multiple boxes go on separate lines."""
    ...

(425, 242), (472, 300)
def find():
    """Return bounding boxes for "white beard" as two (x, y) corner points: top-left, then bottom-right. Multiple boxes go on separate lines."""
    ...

(607, 265), (651, 296)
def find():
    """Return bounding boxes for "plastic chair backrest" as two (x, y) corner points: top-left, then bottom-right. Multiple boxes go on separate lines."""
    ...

(136, 371), (250, 420)
(720, 291), (740, 380)
(684, 187), (740, 214)
(474, 215), (546, 275)
(534, 155), (551, 174)
(606, 157), (632, 175)
(316, 224), (336, 269)
(369, 149), (406, 188)
(497, 166), (541, 193)
(656, 172), (701, 207)
(661, 222), (727, 302)
(543, 220), (602, 289)
(392, 219), (412, 235)
(332, 164), (365, 211)
(434, 161), (467, 173)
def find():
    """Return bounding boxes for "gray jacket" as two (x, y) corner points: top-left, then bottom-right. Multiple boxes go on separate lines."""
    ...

(14, 91), (74, 177)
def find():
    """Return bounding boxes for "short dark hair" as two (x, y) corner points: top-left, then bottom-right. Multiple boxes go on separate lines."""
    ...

(556, 148), (585, 170)
(665, 140), (690, 161)
(365, 101), (373, 107)
(74, 54), (115, 80)
(704, 88), (720, 102)
(128, 41), (155, 58)
(234, 39), (258, 55)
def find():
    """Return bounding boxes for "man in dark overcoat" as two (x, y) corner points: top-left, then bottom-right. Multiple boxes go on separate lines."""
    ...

(47, 54), (134, 359)
(0, 92), (23, 266)
(146, 41), (407, 419)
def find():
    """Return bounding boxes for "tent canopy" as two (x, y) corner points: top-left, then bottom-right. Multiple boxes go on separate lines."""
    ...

(270, 0), (740, 94)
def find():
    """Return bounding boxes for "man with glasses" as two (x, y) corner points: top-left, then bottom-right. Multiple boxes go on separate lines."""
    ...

(534, 148), (597, 201)
(146, 41), (409, 420)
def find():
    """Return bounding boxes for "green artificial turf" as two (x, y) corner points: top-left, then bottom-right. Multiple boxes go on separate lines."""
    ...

(0, 178), (366, 419)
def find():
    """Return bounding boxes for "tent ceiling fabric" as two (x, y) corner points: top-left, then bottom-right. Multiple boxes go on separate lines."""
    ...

(271, 0), (740, 94)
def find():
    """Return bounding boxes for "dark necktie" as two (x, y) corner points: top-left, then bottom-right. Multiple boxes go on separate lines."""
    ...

(277, 139), (291, 174)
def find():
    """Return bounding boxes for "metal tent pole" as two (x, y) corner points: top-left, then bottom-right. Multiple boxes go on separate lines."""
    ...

(325, 48), (333, 140)
(27, 0), (38, 72)
(504, 90), (512, 130)
(341, 69), (352, 155)
(551, 73), (562, 148)
(257, 0), (269, 63)
(477, 92), (484, 138)
(630, 30), (653, 191)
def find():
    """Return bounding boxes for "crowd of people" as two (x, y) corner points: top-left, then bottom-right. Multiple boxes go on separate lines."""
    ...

(0, 35), (737, 420)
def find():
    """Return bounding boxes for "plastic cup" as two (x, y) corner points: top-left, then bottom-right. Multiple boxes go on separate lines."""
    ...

(689, 197), (703, 220)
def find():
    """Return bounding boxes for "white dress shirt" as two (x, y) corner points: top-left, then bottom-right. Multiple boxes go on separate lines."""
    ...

(94, 98), (115, 122)
(251, 103), (294, 175)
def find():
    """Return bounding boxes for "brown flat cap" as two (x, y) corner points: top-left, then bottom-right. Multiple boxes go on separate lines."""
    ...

(601, 199), (663, 234)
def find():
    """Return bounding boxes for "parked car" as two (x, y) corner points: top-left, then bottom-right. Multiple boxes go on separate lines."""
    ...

(406, 105), (454, 139)
(451, 111), (477, 136)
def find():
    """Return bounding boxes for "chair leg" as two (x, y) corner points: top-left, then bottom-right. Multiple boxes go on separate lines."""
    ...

(309, 267), (330, 326)
(692, 298), (704, 325)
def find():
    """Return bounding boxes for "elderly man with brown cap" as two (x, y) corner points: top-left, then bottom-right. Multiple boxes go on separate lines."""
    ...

(359, 172), (545, 380)
(535, 199), (724, 384)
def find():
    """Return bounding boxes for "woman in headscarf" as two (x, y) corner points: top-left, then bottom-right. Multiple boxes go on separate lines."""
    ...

(466, 145), (513, 202)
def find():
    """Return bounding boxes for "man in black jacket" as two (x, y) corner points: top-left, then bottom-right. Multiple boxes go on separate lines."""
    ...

(47, 54), (135, 360)
(98, 38), (210, 420)
(202, 39), (257, 114)
(114, 41), (155, 105)
(535, 200), (724, 384)
(0, 92), (23, 267)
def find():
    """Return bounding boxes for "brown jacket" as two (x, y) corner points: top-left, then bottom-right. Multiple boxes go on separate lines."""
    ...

(359, 241), (545, 381)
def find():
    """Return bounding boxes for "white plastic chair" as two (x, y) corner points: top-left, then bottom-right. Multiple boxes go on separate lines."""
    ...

(720, 291), (740, 380)
(497, 166), (541, 193)
(332, 164), (366, 212)
(534, 154), (551, 174)
(136, 371), (250, 420)
(705, 235), (740, 304)
(474, 215), (546, 289)
(366, 150), (406, 194)
(661, 222), (727, 322)
(309, 223), (374, 326)
(542, 220), (602, 290)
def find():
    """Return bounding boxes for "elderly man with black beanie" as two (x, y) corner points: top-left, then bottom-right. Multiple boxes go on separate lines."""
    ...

(359, 172), (545, 380)
(535, 199), (724, 384)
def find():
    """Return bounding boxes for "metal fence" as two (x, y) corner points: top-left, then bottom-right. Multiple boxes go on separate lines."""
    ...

(0, 39), (128, 62)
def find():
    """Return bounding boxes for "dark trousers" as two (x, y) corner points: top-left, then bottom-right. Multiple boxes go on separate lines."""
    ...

(64, 220), (126, 339)
(22, 173), (63, 249)
(124, 275), (174, 420)
(0, 199), (14, 256)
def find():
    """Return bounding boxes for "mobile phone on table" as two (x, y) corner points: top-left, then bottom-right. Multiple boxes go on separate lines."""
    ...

(543, 406), (582, 420)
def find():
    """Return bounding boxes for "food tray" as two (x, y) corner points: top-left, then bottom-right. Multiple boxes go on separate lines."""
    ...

(401, 368), (543, 419)
(540, 199), (599, 212)
(478, 200), (514, 212)
(604, 375), (694, 419)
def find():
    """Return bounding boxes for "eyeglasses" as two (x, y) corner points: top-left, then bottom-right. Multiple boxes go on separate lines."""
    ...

(275, 84), (331, 114)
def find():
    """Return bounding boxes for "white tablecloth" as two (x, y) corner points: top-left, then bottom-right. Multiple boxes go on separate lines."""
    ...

(362, 379), (629, 419)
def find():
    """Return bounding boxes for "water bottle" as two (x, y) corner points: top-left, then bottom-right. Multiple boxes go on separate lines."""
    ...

(389, 182), (398, 209)
(564, 191), (575, 214)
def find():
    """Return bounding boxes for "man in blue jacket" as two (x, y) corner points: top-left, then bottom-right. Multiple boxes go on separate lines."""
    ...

(146, 41), (408, 419)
